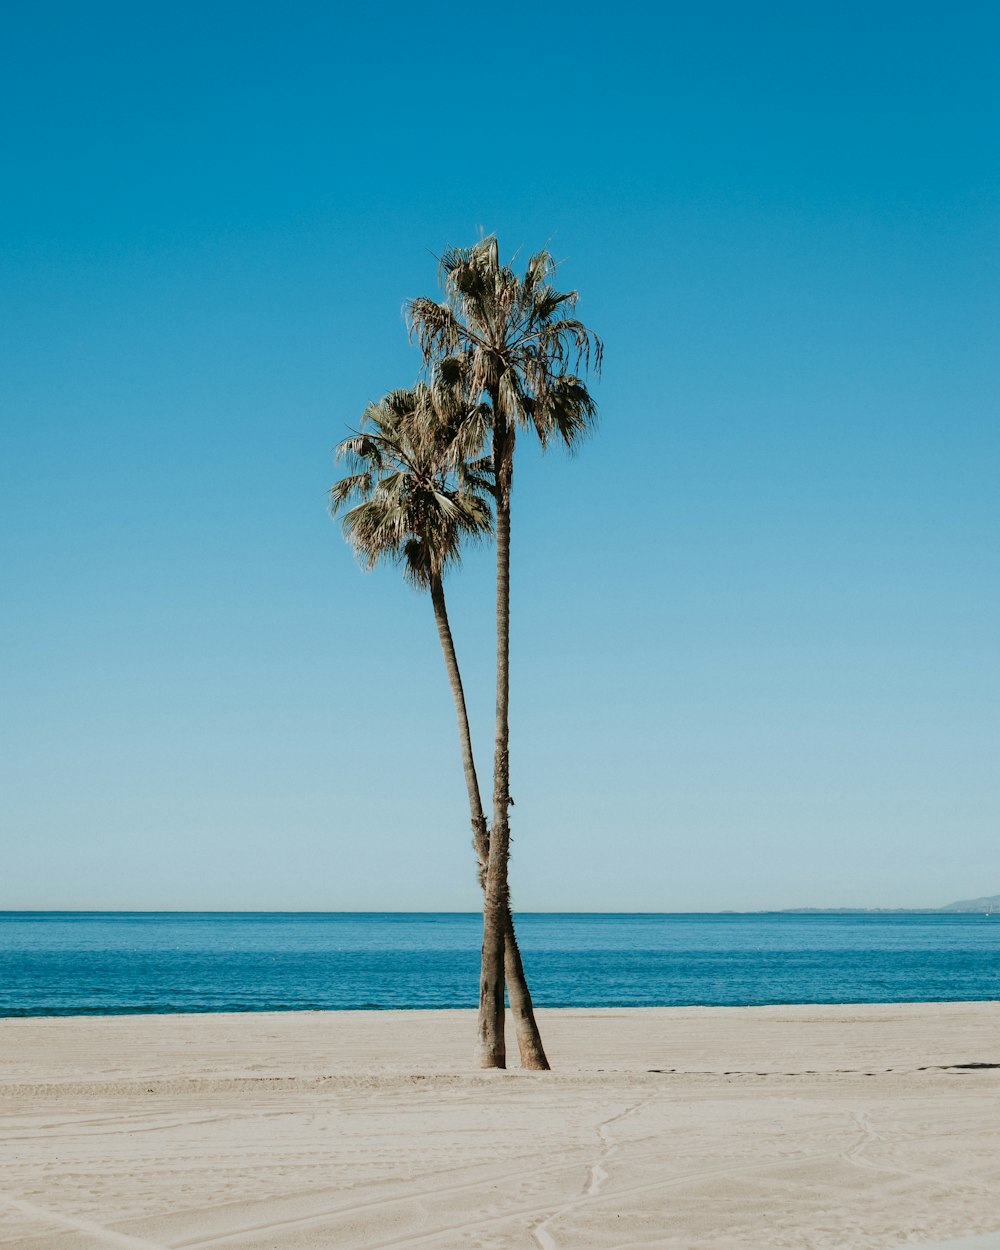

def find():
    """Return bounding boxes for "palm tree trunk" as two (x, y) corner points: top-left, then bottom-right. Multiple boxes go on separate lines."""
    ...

(479, 420), (512, 1069)
(429, 576), (490, 868)
(430, 577), (549, 1070)
(503, 898), (549, 1069)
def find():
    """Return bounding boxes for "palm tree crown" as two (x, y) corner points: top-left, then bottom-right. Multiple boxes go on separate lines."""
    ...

(330, 383), (492, 586)
(406, 237), (602, 479)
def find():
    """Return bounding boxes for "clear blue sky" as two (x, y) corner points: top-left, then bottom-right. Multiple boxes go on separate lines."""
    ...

(2, 1), (997, 910)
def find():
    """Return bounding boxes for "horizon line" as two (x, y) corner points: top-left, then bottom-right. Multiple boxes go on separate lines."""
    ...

(0, 907), (972, 916)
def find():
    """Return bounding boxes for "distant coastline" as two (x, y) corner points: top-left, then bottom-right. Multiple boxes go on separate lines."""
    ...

(777, 894), (1000, 915)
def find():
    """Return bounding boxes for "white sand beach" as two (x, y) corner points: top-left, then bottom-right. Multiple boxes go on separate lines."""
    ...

(2, 1003), (1000, 1250)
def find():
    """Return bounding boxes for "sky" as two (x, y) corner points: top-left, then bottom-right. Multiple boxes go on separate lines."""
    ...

(1, 1), (998, 911)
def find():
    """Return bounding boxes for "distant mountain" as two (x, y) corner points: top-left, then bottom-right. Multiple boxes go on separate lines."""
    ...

(778, 895), (1000, 914)
(940, 895), (1000, 914)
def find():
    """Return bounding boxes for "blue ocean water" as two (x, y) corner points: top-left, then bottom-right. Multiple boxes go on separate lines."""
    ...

(1, 911), (998, 1017)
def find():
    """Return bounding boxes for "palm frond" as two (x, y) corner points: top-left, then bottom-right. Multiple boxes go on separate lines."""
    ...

(534, 375), (598, 450)
(406, 298), (462, 360)
(328, 472), (373, 511)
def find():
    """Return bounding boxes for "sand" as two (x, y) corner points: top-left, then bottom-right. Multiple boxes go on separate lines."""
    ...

(2, 1003), (1000, 1250)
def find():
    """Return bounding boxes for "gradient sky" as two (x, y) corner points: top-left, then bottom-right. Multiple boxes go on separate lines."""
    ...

(2, 1), (998, 911)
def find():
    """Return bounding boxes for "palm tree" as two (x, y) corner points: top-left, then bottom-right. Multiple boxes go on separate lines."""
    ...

(408, 239), (602, 1069)
(330, 382), (550, 1069)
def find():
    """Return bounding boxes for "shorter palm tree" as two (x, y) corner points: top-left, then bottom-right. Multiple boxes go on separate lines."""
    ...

(330, 383), (549, 1068)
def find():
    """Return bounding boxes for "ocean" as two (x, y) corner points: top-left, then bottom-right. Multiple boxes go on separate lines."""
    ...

(1, 911), (998, 1017)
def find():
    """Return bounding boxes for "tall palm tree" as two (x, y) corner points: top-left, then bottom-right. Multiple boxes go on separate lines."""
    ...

(408, 239), (602, 1069)
(330, 382), (550, 1069)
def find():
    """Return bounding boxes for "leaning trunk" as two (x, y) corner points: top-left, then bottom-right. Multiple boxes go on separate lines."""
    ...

(503, 902), (549, 1068)
(430, 576), (548, 1070)
(429, 576), (490, 867)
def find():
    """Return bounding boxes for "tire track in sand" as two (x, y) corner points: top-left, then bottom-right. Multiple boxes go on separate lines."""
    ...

(0, 1193), (169, 1250)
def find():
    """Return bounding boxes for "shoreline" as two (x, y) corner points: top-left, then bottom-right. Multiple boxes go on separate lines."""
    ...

(2, 996), (998, 1025)
(3, 1003), (1000, 1248)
